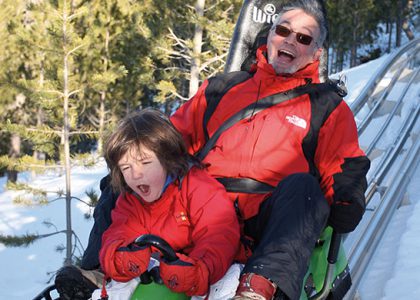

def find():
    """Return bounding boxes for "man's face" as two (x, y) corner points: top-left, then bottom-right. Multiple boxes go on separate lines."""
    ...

(267, 9), (322, 74)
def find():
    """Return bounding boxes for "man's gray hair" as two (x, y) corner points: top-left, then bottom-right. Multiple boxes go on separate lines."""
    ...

(272, 0), (328, 46)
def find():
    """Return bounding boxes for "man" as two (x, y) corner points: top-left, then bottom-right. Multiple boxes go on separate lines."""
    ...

(55, 1), (370, 299)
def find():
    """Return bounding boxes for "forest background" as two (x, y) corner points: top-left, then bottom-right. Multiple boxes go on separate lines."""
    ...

(0, 0), (418, 265)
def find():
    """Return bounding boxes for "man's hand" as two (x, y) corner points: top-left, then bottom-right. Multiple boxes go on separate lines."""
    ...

(159, 253), (209, 296)
(113, 244), (151, 281)
(328, 199), (365, 233)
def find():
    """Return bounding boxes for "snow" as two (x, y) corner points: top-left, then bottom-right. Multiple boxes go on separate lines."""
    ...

(357, 165), (420, 300)
(0, 46), (419, 300)
(0, 163), (108, 299)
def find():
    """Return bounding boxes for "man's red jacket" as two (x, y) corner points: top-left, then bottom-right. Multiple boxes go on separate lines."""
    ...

(171, 45), (369, 225)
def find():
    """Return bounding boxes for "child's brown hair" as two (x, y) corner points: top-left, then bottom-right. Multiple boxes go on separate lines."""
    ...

(104, 108), (196, 193)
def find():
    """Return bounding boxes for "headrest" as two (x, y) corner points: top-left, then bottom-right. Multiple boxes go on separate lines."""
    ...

(224, 0), (329, 81)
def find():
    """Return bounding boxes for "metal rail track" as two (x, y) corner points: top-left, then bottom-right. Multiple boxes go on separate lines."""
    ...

(342, 38), (420, 299)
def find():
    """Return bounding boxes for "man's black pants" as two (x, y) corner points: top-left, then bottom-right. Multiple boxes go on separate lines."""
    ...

(242, 173), (330, 300)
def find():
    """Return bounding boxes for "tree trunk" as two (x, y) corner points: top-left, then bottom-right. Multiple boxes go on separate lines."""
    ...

(350, 24), (358, 67)
(329, 48), (336, 74)
(32, 56), (46, 179)
(7, 92), (26, 182)
(97, 24), (110, 155)
(402, 0), (415, 40)
(188, 0), (205, 99)
(387, 20), (393, 53)
(7, 134), (21, 183)
(338, 52), (342, 72)
(98, 92), (106, 155)
(62, 0), (73, 266)
(333, 48), (339, 74)
(395, 0), (403, 47)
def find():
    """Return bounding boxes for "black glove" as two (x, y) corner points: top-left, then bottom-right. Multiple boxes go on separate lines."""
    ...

(139, 266), (163, 284)
(328, 199), (365, 233)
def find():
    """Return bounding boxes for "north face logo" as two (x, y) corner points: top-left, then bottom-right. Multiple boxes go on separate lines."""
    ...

(127, 261), (140, 274)
(167, 274), (179, 289)
(286, 115), (307, 129)
(252, 4), (278, 24)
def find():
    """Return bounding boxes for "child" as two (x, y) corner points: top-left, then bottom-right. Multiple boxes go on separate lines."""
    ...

(98, 108), (240, 298)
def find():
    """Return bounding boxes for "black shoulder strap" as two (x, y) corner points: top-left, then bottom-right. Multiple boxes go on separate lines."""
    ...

(203, 71), (253, 141)
(196, 80), (346, 161)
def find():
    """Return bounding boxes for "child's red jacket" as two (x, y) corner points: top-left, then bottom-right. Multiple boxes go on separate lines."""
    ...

(99, 166), (240, 285)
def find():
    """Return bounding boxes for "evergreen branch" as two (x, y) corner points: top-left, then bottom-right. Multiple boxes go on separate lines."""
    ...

(157, 46), (192, 61)
(1, 150), (100, 175)
(0, 233), (40, 247)
(199, 52), (228, 71)
(11, 183), (97, 207)
(7, 182), (49, 203)
(0, 230), (66, 247)
(40, 89), (65, 97)
(167, 27), (188, 49)
(85, 188), (99, 207)
(1, 123), (98, 139)
(207, 65), (225, 79)
(1, 120), (61, 136)
(42, 220), (59, 232)
(172, 91), (189, 101)
(68, 89), (81, 98)
(71, 230), (86, 257)
(204, 2), (219, 12)
(161, 67), (186, 72)
(86, 114), (99, 126)
(0, 155), (59, 173)
(24, 127), (62, 135)
(66, 43), (85, 58)
(68, 130), (99, 136)
(50, 196), (94, 207)
(67, 8), (88, 22)
(13, 164), (62, 170)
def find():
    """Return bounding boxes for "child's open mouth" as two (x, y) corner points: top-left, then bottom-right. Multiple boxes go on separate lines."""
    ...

(137, 184), (150, 194)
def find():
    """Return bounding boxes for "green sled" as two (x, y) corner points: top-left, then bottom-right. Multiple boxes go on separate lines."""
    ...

(130, 227), (350, 300)
(131, 281), (190, 300)
(300, 226), (351, 300)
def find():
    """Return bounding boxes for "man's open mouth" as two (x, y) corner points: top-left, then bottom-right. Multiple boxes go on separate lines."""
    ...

(277, 49), (295, 62)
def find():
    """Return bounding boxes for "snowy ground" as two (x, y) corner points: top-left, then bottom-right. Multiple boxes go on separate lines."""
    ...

(0, 45), (419, 299)
(0, 163), (108, 299)
(358, 165), (420, 300)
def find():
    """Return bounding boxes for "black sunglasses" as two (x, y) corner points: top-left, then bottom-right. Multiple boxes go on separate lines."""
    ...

(274, 25), (314, 46)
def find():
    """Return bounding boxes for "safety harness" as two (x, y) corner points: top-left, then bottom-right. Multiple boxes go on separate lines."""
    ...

(195, 71), (347, 194)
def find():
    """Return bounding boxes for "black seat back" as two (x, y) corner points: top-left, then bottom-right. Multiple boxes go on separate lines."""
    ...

(224, 0), (329, 81)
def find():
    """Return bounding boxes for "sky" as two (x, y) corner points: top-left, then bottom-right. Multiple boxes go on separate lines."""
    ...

(0, 43), (419, 300)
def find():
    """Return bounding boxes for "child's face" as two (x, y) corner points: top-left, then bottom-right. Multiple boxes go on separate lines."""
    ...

(118, 145), (168, 203)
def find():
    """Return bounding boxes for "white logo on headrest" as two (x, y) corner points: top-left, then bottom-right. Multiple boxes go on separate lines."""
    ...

(286, 115), (307, 129)
(253, 4), (278, 24)
(264, 4), (276, 15)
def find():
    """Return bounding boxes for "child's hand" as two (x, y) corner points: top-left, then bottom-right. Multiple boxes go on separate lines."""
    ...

(112, 243), (151, 281)
(159, 253), (209, 296)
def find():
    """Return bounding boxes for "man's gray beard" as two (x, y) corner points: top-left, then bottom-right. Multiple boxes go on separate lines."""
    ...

(273, 64), (298, 75)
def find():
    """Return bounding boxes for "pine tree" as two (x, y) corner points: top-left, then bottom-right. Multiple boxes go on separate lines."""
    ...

(154, 0), (242, 109)
(76, 0), (130, 154)
(0, 0), (33, 182)
(0, 0), (92, 265)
